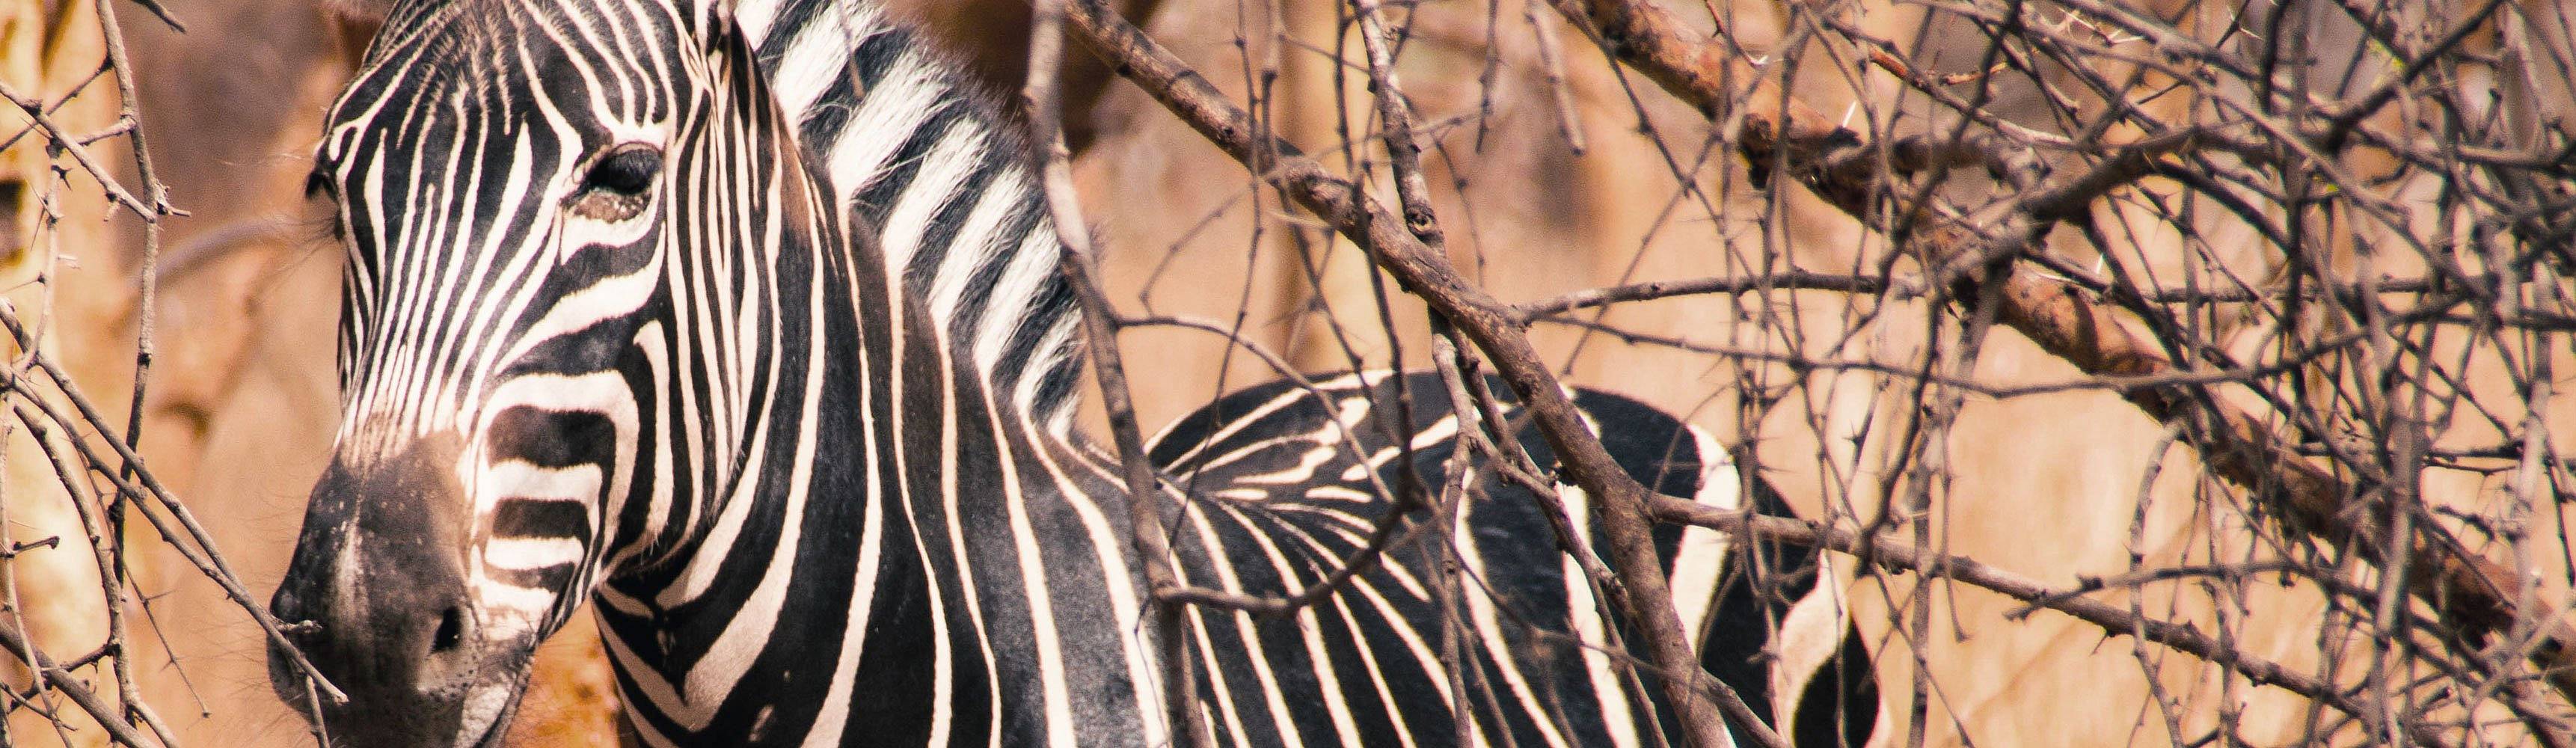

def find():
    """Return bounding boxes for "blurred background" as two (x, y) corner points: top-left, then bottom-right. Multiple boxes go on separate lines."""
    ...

(4, 0), (2573, 744)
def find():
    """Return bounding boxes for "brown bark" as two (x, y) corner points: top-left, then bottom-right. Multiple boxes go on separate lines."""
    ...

(1061, 1), (1755, 743)
(1554, 0), (2576, 708)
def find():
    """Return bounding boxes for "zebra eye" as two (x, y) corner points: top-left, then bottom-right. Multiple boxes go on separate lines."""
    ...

(586, 147), (661, 195)
(569, 145), (662, 221)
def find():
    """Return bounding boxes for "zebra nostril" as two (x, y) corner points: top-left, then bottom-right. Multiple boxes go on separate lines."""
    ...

(269, 589), (322, 643)
(430, 606), (467, 654)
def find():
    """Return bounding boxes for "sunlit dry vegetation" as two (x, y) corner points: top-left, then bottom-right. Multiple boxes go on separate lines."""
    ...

(1, 0), (2572, 744)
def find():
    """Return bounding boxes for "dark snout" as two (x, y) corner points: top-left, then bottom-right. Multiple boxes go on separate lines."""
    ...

(267, 441), (531, 747)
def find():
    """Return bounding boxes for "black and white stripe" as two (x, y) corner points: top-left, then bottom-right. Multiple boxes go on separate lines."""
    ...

(739, 0), (1085, 435)
(1147, 373), (1879, 748)
(274, 1), (1880, 746)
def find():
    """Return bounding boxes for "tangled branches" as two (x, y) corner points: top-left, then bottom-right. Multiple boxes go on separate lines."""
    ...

(1038, 0), (2576, 744)
(0, 1), (343, 745)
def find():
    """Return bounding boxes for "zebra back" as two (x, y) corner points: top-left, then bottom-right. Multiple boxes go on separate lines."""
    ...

(735, 0), (1086, 434)
(1144, 372), (1882, 747)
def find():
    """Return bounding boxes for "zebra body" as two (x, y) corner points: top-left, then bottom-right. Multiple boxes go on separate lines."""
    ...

(265, 1), (1877, 747)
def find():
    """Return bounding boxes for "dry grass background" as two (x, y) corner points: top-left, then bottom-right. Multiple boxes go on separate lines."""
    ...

(1, 0), (2568, 744)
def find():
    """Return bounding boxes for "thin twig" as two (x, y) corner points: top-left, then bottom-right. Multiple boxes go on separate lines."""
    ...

(1647, 497), (2459, 747)
(1063, 3), (1752, 744)
(1554, 0), (2576, 709)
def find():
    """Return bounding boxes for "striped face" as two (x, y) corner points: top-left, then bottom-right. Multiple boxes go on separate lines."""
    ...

(266, 1), (777, 744)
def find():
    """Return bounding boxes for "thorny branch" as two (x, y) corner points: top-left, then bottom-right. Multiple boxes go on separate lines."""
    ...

(1051, 0), (2576, 742)
(0, 1), (349, 745)
(1644, 496), (2470, 746)
(23, 0), (2575, 743)
(1546, 0), (2576, 732)
(1058, 1), (1758, 744)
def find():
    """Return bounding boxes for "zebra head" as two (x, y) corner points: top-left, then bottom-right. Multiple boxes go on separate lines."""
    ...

(266, 0), (824, 743)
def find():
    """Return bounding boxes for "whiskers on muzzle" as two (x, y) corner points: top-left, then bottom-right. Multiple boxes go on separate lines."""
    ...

(265, 436), (556, 747)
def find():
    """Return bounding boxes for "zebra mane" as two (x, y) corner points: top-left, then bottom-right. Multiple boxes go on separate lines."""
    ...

(733, 0), (1087, 435)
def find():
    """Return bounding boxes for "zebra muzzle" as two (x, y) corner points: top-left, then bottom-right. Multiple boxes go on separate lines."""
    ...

(268, 441), (542, 747)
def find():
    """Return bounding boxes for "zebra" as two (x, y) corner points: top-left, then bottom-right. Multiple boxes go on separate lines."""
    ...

(263, 0), (1879, 746)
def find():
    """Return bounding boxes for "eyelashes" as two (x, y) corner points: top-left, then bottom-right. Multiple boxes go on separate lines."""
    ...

(584, 147), (662, 196)
(566, 144), (663, 222)
(302, 139), (671, 249)
(303, 171), (350, 246)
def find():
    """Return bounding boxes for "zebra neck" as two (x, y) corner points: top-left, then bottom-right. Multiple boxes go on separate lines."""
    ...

(735, 0), (1088, 435)
(595, 162), (1157, 744)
